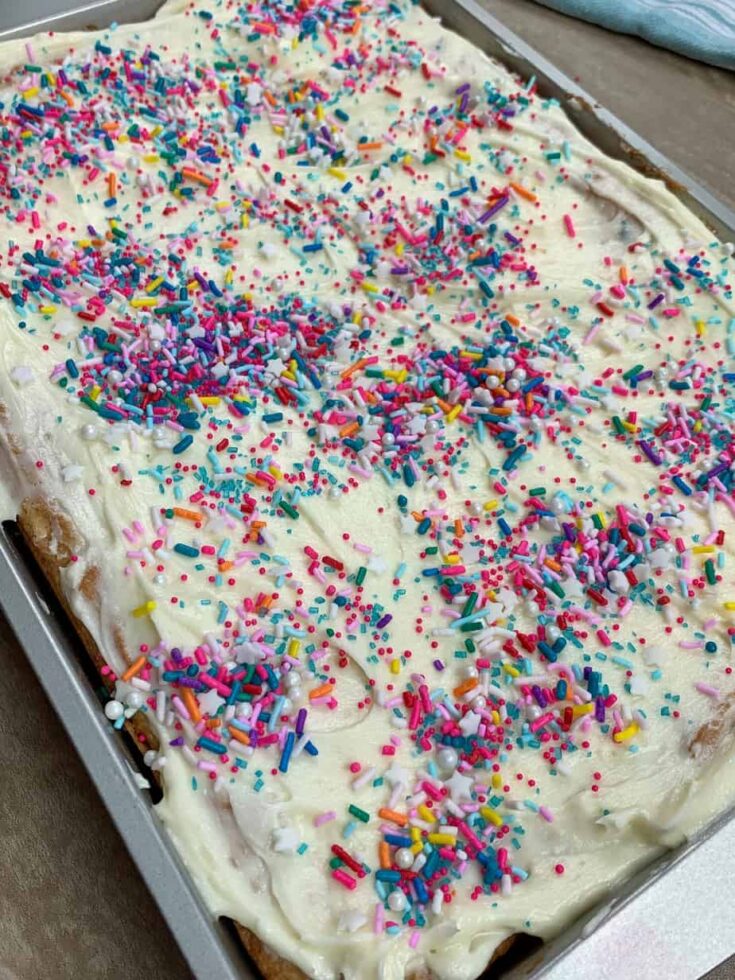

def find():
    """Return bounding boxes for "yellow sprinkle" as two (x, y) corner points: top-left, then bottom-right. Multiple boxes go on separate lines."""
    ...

(595, 512), (607, 528)
(89, 385), (101, 401)
(197, 396), (221, 406)
(395, 242), (404, 256)
(130, 298), (158, 308)
(215, 201), (230, 211)
(268, 465), (283, 480)
(24, 86), (40, 99)
(693, 420), (703, 433)
(491, 773), (503, 789)
(692, 545), (716, 554)
(315, 104), (324, 121)
(225, 269), (233, 286)
(390, 658), (401, 674)
(272, 125), (284, 135)
(328, 167), (347, 180)
(621, 420), (637, 432)
(491, 710), (501, 725)
(132, 600), (157, 618)
(443, 553), (461, 566)
(418, 804), (436, 824)
(150, 126), (162, 138)
(361, 282), (378, 294)
(445, 404), (463, 423)
(572, 703), (595, 718)
(483, 499), (499, 511)
(724, 602), (735, 611)
(459, 350), (482, 360)
(502, 663), (520, 678)
(38, 305), (56, 314)
(613, 722), (639, 743)
(695, 319), (706, 337)
(427, 833), (456, 846)
(454, 149), (471, 162)
(480, 807), (503, 827)
(20, 130), (33, 139)
(143, 154), (160, 163)
(402, 154), (413, 165)
(146, 276), (164, 294)
(287, 639), (301, 658)
(384, 369), (408, 383)
(187, 281), (199, 293)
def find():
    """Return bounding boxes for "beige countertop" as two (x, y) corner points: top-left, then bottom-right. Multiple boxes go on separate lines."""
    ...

(1, 2), (734, 978)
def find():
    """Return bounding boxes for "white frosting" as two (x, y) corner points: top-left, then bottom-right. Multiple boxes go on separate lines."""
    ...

(1, 2), (735, 978)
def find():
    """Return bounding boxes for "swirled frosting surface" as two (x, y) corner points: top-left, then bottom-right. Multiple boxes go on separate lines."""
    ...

(1, 2), (735, 977)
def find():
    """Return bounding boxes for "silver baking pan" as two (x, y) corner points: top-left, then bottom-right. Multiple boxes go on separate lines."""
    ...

(1, 1), (734, 978)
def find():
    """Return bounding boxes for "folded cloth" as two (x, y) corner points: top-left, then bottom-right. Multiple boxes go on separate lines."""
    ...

(530, 0), (735, 70)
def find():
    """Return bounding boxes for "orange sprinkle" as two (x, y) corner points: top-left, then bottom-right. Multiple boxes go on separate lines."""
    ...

(544, 558), (562, 573)
(263, 89), (277, 107)
(379, 842), (391, 869)
(358, 141), (383, 151)
(181, 688), (201, 723)
(488, 406), (513, 416)
(341, 357), (367, 379)
(218, 560), (234, 572)
(107, 172), (117, 198)
(378, 808), (408, 826)
(454, 518), (464, 538)
(435, 398), (452, 413)
(121, 655), (145, 682)
(339, 421), (360, 438)
(510, 181), (537, 202)
(181, 167), (213, 187)
(101, 121), (119, 132)
(619, 266), (629, 284)
(228, 727), (251, 746)
(453, 677), (479, 698)
(505, 313), (521, 327)
(309, 682), (333, 700)
(173, 507), (202, 522)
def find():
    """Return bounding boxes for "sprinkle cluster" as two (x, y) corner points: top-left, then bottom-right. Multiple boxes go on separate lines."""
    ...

(2, 0), (735, 950)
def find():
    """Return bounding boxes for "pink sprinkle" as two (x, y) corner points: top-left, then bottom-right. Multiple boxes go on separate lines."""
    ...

(409, 931), (420, 949)
(314, 810), (336, 827)
(332, 869), (357, 890)
(539, 806), (554, 822)
(563, 214), (576, 238)
(695, 682), (720, 699)
(374, 903), (385, 934)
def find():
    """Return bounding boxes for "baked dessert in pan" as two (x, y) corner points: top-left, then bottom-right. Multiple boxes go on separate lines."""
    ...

(1, 1), (734, 977)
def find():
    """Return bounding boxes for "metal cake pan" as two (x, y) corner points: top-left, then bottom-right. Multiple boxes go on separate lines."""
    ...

(1, 1), (734, 977)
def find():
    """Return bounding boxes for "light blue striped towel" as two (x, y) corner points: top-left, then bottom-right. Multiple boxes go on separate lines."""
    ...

(531, 0), (735, 70)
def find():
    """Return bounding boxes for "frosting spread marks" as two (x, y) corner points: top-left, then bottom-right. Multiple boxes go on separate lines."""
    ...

(1, 1), (735, 977)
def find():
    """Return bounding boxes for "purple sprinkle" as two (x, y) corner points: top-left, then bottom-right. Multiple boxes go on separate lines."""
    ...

(647, 292), (665, 310)
(478, 196), (509, 224)
(376, 614), (392, 629)
(595, 697), (605, 723)
(296, 708), (307, 736)
(531, 684), (548, 708)
(637, 440), (662, 466)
